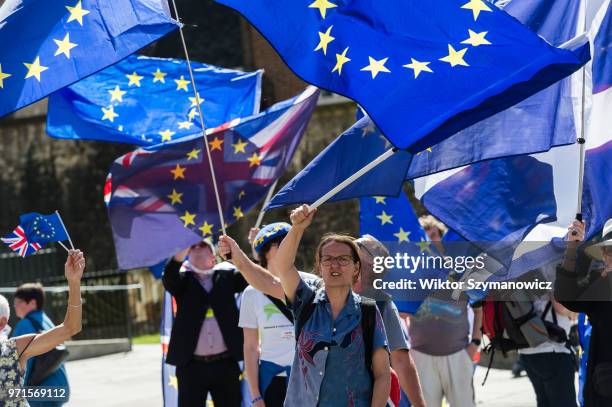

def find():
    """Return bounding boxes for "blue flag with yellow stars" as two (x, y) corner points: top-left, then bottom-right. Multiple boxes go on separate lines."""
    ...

(0, 0), (178, 118)
(267, 116), (412, 209)
(19, 212), (70, 245)
(214, 0), (589, 152)
(47, 55), (263, 146)
(359, 193), (432, 314)
(106, 87), (319, 269)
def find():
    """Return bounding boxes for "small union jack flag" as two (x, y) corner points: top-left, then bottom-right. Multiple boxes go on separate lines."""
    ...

(1, 226), (42, 257)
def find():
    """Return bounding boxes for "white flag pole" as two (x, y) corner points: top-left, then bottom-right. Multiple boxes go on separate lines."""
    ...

(311, 148), (398, 209)
(254, 180), (279, 229)
(55, 210), (75, 250)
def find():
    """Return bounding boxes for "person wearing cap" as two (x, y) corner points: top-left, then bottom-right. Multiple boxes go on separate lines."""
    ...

(162, 239), (248, 407)
(554, 218), (612, 407)
(239, 223), (318, 407)
(354, 235), (426, 407)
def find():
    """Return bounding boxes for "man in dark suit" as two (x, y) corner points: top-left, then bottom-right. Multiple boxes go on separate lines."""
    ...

(162, 239), (248, 407)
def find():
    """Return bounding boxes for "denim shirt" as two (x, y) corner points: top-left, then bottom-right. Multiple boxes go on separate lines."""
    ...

(285, 279), (388, 407)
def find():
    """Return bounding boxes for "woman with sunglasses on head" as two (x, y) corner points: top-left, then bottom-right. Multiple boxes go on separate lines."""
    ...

(270, 204), (391, 407)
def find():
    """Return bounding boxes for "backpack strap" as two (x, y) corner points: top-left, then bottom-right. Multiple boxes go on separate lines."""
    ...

(25, 316), (44, 334)
(360, 298), (377, 382)
(265, 294), (294, 323)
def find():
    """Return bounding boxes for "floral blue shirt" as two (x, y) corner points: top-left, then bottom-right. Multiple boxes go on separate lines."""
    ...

(285, 278), (388, 407)
(0, 337), (28, 406)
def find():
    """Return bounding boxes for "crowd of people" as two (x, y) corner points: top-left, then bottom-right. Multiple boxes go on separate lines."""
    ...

(159, 202), (612, 407)
(0, 207), (609, 407)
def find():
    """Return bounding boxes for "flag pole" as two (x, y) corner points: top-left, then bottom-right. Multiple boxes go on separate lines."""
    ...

(57, 241), (70, 253)
(55, 210), (75, 250)
(254, 180), (279, 229)
(574, 0), (589, 233)
(169, 0), (228, 236)
(311, 148), (399, 209)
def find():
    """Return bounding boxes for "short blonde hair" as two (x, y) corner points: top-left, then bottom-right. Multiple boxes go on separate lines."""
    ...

(0, 295), (9, 320)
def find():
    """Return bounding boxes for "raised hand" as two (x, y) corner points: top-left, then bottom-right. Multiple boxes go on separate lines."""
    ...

(289, 204), (316, 230)
(219, 235), (238, 260)
(566, 220), (585, 242)
(65, 250), (85, 283)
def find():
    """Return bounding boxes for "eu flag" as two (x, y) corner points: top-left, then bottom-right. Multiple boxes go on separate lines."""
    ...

(107, 87), (319, 269)
(47, 55), (263, 146)
(0, 0), (178, 118)
(19, 212), (70, 245)
(215, 0), (589, 152)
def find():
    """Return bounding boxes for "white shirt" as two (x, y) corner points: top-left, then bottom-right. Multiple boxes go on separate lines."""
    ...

(238, 272), (317, 367)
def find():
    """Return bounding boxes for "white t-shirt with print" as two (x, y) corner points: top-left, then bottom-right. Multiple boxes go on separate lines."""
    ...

(238, 271), (317, 367)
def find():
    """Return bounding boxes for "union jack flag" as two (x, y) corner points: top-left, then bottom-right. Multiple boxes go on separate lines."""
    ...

(1, 226), (42, 257)
(107, 87), (319, 269)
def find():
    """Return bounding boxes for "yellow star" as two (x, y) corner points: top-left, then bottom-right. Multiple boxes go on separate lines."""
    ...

(416, 147), (433, 155)
(0, 64), (11, 89)
(403, 58), (433, 78)
(168, 375), (178, 389)
(178, 121), (194, 130)
(376, 211), (393, 225)
(108, 86), (126, 103)
(233, 206), (244, 220)
(314, 26), (335, 55)
(175, 75), (190, 91)
(159, 129), (175, 142)
(189, 92), (204, 108)
(101, 105), (119, 122)
(373, 196), (386, 204)
(332, 47), (351, 75)
(247, 152), (262, 167)
(170, 164), (186, 180)
(231, 139), (248, 154)
(53, 33), (78, 58)
(167, 189), (183, 205)
(126, 72), (143, 87)
(152, 68), (167, 83)
(187, 108), (199, 121)
(186, 148), (201, 160)
(180, 210), (196, 227)
(461, 29), (491, 47)
(308, 0), (337, 18)
(439, 45), (469, 67)
(393, 227), (411, 243)
(461, 0), (492, 21)
(361, 56), (391, 79)
(66, 0), (90, 26)
(199, 221), (214, 236)
(23, 57), (48, 82)
(209, 137), (224, 151)
(417, 239), (433, 254)
(238, 190), (246, 199)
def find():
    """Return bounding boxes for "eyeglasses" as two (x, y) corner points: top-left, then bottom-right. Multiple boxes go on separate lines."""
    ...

(320, 255), (354, 267)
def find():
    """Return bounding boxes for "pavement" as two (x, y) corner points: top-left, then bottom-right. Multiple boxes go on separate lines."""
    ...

(65, 344), (539, 407)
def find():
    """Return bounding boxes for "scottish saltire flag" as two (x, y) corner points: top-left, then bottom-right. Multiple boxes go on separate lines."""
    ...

(107, 87), (319, 269)
(215, 0), (589, 152)
(0, 0), (178, 118)
(414, 0), (612, 277)
(161, 290), (178, 407)
(268, 117), (412, 208)
(47, 55), (263, 146)
(404, 0), (583, 178)
(1, 227), (41, 257)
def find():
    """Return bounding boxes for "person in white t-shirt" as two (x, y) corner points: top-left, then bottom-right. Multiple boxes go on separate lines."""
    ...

(239, 222), (317, 407)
